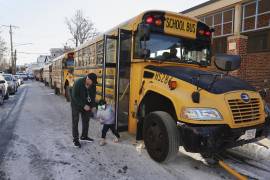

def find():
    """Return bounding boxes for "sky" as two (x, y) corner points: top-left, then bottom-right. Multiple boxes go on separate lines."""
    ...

(0, 0), (208, 65)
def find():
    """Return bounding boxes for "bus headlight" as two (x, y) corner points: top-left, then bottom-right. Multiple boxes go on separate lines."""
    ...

(182, 108), (223, 120)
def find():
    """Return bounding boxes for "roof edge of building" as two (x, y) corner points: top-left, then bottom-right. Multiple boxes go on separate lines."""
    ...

(181, 0), (220, 14)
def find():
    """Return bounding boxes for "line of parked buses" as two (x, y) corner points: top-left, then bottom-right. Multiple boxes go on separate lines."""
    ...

(34, 52), (75, 101)
(32, 10), (270, 164)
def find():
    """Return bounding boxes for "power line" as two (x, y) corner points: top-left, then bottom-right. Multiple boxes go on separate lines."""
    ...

(17, 51), (49, 55)
(14, 43), (33, 47)
(0, 24), (19, 28)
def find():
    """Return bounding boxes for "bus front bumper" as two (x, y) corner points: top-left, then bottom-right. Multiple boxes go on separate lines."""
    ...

(177, 117), (270, 154)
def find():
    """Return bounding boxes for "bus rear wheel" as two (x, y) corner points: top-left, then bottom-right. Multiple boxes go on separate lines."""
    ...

(65, 86), (71, 102)
(143, 111), (179, 162)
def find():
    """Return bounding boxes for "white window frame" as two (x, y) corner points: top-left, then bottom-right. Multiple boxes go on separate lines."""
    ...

(200, 8), (234, 38)
(242, 0), (270, 32)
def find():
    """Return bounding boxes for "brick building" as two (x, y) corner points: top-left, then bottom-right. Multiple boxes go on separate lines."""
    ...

(182, 0), (270, 101)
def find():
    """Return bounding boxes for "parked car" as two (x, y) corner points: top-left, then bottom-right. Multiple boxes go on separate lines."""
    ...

(14, 75), (21, 86)
(17, 73), (28, 81)
(3, 74), (17, 95)
(28, 73), (34, 80)
(17, 75), (24, 84)
(0, 74), (9, 100)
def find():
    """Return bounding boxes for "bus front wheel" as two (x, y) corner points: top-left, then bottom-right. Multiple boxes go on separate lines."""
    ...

(143, 111), (179, 162)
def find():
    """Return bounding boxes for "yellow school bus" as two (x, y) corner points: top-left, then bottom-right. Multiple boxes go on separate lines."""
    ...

(51, 51), (75, 100)
(33, 67), (43, 81)
(43, 63), (52, 87)
(72, 10), (270, 162)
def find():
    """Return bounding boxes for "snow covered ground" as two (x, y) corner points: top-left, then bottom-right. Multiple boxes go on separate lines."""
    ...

(0, 81), (270, 180)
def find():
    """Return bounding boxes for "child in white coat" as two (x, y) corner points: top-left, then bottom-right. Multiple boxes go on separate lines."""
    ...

(96, 99), (120, 146)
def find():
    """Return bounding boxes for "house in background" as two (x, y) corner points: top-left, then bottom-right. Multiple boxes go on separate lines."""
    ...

(182, 0), (270, 100)
(37, 55), (51, 65)
(50, 47), (73, 59)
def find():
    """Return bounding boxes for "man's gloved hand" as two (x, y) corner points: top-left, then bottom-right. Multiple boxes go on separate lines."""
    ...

(83, 105), (91, 111)
(91, 107), (97, 114)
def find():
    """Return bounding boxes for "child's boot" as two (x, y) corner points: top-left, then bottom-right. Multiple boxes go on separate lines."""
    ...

(100, 138), (106, 146)
(113, 137), (119, 143)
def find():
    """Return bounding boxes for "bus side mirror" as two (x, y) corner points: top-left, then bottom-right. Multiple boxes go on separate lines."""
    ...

(215, 54), (241, 72)
(137, 23), (150, 41)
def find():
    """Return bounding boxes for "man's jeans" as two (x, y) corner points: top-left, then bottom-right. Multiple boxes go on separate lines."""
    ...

(71, 105), (91, 141)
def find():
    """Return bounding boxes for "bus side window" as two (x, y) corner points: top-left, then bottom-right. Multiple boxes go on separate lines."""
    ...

(120, 34), (132, 64)
(106, 39), (117, 63)
(90, 44), (96, 65)
(74, 52), (78, 67)
(87, 46), (91, 65)
(77, 50), (80, 67)
(96, 40), (104, 65)
(83, 47), (87, 66)
(81, 48), (84, 66)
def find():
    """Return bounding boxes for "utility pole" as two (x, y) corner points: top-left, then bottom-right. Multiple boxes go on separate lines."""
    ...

(9, 25), (14, 74)
(14, 49), (17, 74)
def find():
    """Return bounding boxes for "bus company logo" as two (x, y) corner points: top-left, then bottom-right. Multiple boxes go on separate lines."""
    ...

(240, 93), (250, 103)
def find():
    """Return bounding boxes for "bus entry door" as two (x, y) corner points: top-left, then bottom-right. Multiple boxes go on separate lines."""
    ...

(103, 29), (132, 132)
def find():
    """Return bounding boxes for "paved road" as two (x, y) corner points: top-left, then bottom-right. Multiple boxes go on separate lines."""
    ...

(0, 82), (28, 165)
(0, 81), (269, 180)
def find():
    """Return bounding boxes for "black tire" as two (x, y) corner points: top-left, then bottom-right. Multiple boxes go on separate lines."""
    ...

(143, 111), (180, 162)
(4, 92), (9, 100)
(12, 87), (16, 94)
(65, 86), (71, 102)
(54, 87), (58, 95)
(0, 94), (4, 105)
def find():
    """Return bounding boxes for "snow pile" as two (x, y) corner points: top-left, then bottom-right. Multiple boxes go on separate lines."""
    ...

(230, 142), (270, 161)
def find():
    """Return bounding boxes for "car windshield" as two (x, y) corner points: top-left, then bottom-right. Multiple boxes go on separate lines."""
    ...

(135, 33), (211, 65)
(3, 75), (12, 81)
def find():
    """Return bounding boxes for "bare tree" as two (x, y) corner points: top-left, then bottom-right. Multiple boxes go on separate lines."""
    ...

(0, 32), (7, 52)
(65, 10), (99, 47)
(0, 31), (8, 71)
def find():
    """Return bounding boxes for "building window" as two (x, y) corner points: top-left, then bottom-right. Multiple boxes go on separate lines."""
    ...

(246, 29), (270, 52)
(242, 0), (270, 32)
(212, 37), (227, 54)
(200, 9), (234, 37)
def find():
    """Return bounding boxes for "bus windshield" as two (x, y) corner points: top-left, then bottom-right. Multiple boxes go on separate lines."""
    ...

(135, 33), (211, 65)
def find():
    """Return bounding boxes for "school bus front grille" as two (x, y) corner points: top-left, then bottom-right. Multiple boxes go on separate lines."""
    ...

(228, 98), (261, 124)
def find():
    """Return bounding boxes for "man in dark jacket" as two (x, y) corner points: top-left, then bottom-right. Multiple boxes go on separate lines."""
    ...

(71, 73), (97, 148)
